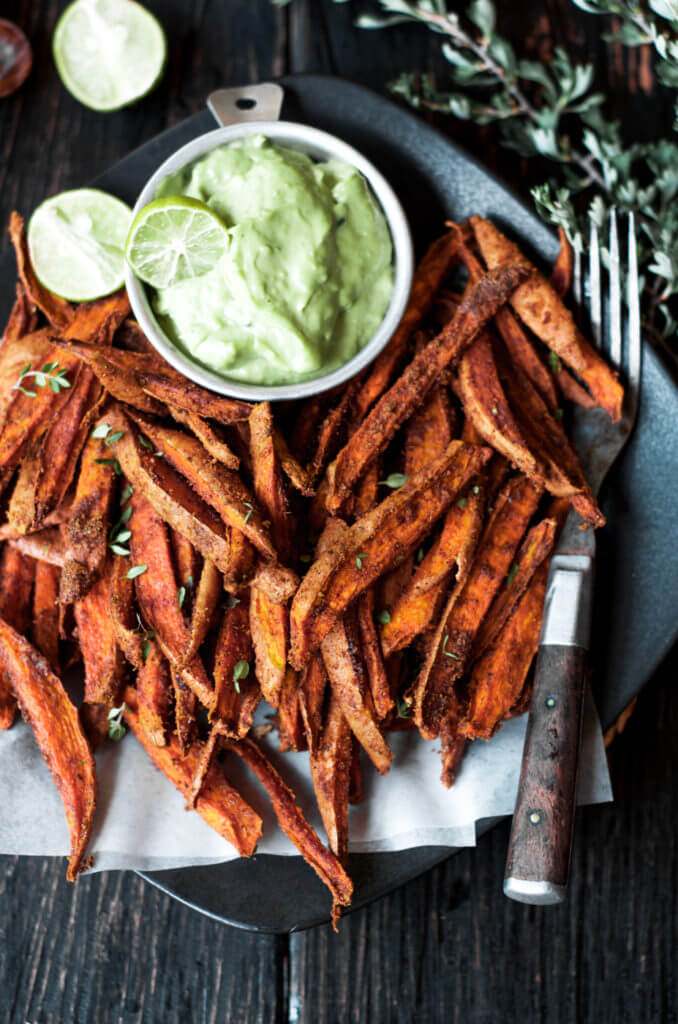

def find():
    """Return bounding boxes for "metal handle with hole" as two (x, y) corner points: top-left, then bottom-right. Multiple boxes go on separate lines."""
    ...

(207, 83), (284, 127)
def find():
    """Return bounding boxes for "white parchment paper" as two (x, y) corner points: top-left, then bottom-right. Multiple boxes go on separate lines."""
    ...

(0, 687), (611, 873)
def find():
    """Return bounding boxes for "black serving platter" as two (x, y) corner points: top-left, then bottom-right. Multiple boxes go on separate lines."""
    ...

(2, 74), (678, 933)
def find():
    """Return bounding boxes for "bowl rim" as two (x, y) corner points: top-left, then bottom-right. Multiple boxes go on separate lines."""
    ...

(123, 119), (414, 402)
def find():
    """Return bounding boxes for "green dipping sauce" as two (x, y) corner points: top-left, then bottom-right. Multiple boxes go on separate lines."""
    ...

(153, 135), (394, 386)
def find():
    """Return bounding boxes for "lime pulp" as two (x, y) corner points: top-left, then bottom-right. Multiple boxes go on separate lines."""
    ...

(27, 188), (132, 302)
(124, 196), (230, 290)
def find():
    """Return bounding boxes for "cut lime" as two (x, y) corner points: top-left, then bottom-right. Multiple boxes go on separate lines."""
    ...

(28, 188), (132, 302)
(53, 0), (166, 113)
(125, 196), (230, 289)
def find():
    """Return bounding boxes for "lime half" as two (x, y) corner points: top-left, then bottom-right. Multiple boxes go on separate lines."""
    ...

(125, 196), (230, 289)
(53, 0), (166, 112)
(28, 188), (132, 302)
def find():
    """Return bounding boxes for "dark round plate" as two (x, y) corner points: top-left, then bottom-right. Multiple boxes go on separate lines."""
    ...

(2, 74), (677, 933)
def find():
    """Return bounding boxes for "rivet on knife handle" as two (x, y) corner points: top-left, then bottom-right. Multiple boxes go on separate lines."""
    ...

(207, 82), (284, 128)
(503, 553), (593, 905)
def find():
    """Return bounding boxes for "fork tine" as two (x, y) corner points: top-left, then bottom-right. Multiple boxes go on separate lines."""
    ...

(626, 211), (641, 420)
(608, 208), (622, 367)
(588, 219), (602, 349)
(573, 242), (583, 314)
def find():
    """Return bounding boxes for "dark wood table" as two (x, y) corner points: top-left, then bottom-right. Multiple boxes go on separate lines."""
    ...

(1, 3), (676, 1021)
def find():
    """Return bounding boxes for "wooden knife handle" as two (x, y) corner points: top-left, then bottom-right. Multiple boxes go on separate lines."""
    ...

(504, 644), (587, 904)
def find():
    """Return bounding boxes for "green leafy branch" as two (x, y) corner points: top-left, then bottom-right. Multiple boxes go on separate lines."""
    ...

(572, 0), (678, 119)
(362, 1), (678, 340)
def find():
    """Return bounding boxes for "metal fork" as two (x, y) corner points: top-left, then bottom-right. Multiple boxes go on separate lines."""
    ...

(503, 210), (641, 904)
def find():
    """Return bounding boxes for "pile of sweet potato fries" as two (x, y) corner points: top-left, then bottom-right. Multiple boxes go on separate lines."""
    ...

(0, 210), (621, 924)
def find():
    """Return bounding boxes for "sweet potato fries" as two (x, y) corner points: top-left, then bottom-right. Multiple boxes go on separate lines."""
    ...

(0, 211), (619, 923)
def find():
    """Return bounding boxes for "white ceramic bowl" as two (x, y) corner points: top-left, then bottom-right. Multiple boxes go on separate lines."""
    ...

(124, 120), (413, 402)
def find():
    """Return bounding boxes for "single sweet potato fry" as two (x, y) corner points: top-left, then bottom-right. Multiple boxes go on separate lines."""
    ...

(321, 608), (393, 775)
(129, 410), (276, 560)
(0, 545), (35, 728)
(250, 401), (291, 560)
(348, 737), (364, 805)
(181, 559), (221, 666)
(109, 554), (143, 670)
(414, 474), (541, 740)
(8, 527), (64, 566)
(170, 530), (202, 597)
(213, 598), (254, 731)
(325, 261), (530, 513)
(74, 559), (125, 706)
(251, 561), (299, 603)
(299, 652), (328, 755)
(129, 490), (215, 711)
(556, 367), (597, 410)
(170, 663), (198, 753)
(308, 378), (362, 484)
(290, 441), (492, 668)
(357, 588), (392, 721)
(1, 282), (37, 347)
(123, 687), (262, 857)
(404, 385), (454, 473)
(168, 406), (239, 470)
(135, 641), (172, 747)
(354, 231), (460, 420)
(471, 516), (557, 660)
(34, 370), (102, 524)
(32, 560), (60, 672)
(58, 340), (164, 415)
(273, 429), (315, 496)
(60, 427), (116, 604)
(310, 691), (351, 863)
(250, 582), (288, 708)
(440, 718), (467, 788)
(220, 734), (353, 910)
(550, 226), (574, 297)
(79, 701), (110, 753)
(461, 561), (550, 739)
(381, 483), (485, 656)
(457, 329), (540, 478)
(9, 212), (72, 329)
(0, 618), (97, 879)
(470, 216), (623, 421)
(277, 667), (304, 752)
(136, 368), (251, 424)
(7, 441), (44, 535)
(494, 305), (559, 411)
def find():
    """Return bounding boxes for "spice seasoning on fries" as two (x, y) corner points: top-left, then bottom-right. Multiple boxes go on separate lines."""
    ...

(0, 212), (620, 924)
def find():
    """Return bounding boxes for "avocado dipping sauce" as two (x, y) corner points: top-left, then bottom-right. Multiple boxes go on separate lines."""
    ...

(152, 136), (394, 386)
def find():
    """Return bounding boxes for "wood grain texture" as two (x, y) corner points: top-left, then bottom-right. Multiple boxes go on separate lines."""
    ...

(0, 1), (676, 1022)
(505, 645), (587, 892)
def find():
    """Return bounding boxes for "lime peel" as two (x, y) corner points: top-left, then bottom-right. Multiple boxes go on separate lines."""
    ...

(53, 0), (166, 113)
(27, 187), (132, 302)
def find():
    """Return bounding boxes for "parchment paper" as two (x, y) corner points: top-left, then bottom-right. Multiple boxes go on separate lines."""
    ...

(0, 688), (611, 873)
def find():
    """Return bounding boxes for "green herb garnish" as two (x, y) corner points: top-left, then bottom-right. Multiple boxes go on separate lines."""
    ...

(379, 472), (408, 489)
(125, 564), (148, 580)
(107, 703), (127, 741)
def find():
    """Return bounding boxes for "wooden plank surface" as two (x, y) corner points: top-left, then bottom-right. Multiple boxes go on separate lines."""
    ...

(0, 1), (676, 1022)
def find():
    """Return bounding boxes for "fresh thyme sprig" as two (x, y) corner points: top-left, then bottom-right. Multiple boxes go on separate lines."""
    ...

(14, 360), (71, 397)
